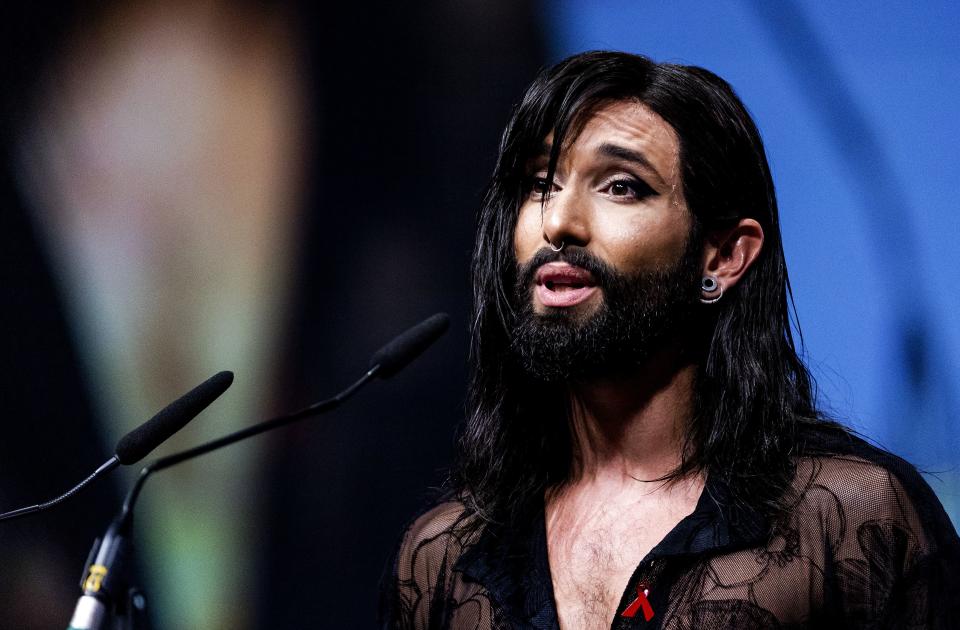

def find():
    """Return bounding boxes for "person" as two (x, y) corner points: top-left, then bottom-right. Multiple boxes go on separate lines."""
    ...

(379, 51), (960, 629)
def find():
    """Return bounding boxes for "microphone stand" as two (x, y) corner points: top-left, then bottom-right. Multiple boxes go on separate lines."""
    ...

(68, 512), (147, 630)
(68, 311), (448, 629)
(68, 366), (379, 630)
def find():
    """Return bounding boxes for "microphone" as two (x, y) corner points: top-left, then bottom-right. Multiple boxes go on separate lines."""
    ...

(368, 312), (450, 378)
(68, 313), (449, 629)
(0, 371), (234, 523)
(122, 312), (450, 511)
(114, 371), (234, 464)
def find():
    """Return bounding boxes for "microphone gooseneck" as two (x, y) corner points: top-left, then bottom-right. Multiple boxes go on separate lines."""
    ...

(118, 367), (372, 522)
(119, 312), (450, 519)
(68, 313), (449, 629)
(0, 457), (120, 523)
(0, 371), (234, 523)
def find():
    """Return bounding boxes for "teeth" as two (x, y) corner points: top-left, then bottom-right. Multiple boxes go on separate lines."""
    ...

(543, 278), (590, 292)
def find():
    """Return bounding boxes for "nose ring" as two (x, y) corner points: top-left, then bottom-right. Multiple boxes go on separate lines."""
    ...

(549, 240), (565, 252)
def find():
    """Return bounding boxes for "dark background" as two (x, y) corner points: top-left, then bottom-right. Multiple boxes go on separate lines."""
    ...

(1, 1), (544, 628)
(2, 1), (957, 629)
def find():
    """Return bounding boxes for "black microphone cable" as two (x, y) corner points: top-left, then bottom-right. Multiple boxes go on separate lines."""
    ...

(0, 371), (234, 523)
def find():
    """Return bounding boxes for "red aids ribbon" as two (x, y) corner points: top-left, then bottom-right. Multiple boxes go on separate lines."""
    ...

(620, 583), (654, 621)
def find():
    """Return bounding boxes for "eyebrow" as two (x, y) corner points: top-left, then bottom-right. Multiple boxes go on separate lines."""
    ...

(596, 143), (666, 183)
(531, 141), (668, 184)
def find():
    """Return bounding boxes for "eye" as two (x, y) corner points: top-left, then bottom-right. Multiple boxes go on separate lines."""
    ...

(525, 175), (558, 200)
(603, 177), (654, 200)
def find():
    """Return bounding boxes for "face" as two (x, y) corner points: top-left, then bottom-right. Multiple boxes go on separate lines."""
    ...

(514, 100), (694, 316)
(510, 100), (702, 381)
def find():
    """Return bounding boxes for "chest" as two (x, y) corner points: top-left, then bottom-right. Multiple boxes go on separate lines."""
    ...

(546, 495), (696, 629)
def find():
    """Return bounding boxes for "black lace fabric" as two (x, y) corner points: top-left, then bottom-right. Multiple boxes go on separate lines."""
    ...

(380, 433), (960, 629)
(384, 503), (494, 629)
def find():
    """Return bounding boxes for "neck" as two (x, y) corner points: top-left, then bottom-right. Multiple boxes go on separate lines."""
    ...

(564, 345), (696, 488)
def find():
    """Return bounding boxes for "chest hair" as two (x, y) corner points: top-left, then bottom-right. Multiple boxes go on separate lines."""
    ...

(547, 487), (700, 629)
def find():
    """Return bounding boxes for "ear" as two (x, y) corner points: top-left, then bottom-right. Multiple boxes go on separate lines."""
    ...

(701, 218), (764, 295)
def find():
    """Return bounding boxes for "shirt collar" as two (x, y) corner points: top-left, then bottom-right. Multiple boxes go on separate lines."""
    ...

(455, 473), (770, 626)
(455, 502), (558, 628)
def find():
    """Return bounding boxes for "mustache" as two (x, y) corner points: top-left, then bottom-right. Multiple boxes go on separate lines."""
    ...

(515, 246), (622, 292)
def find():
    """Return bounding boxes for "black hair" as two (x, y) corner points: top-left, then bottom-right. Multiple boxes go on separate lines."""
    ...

(454, 50), (842, 526)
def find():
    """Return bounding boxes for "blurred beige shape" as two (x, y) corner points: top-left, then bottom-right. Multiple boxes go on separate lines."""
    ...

(18, 1), (309, 628)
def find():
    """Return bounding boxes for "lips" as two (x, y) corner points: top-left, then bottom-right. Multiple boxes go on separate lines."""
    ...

(534, 262), (599, 308)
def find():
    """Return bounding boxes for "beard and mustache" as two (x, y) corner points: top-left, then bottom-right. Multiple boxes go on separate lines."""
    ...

(509, 239), (703, 383)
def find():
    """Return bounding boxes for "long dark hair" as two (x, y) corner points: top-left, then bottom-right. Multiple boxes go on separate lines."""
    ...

(454, 51), (838, 526)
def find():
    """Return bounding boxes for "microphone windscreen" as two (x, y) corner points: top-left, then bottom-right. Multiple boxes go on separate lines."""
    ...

(369, 313), (449, 378)
(114, 371), (234, 465)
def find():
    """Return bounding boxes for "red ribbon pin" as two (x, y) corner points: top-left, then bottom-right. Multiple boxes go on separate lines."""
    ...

(620, 582), (654, 621)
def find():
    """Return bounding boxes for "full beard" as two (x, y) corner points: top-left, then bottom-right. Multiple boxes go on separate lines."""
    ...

(509, 241), (703, 383)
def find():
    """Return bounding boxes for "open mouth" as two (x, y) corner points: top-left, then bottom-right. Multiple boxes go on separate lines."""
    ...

(543, 279), (589, 291)
(534, 262), (599, 307)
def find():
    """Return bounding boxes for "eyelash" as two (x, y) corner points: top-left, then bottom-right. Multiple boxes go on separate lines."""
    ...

(526, 176), (556, 199)
(523, 175), (654, 201)
(602, 177), (654, 200)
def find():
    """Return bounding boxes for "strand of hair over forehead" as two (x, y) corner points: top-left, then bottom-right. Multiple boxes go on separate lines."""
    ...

(537, 54), (651, 200)
(457, 50), (837, 528)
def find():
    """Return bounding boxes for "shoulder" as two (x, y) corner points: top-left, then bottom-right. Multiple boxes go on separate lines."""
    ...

(783, 427), (960, 571)
(772, 427), (960, 625)
(791, 426), (948, 530)
(788, 453), (925, 546)
(380, 500), (488, 627)
(398, 502), (478, 562)
(392, 500), (485, 593)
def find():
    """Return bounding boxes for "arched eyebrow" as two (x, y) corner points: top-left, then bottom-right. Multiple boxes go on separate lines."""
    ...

(526, 141), (670, 189)
(597, 143), (667, 186)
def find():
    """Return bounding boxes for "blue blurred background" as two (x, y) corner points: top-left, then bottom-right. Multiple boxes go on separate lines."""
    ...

(546, 0), (959, 524)
(0, 1), (955, 628)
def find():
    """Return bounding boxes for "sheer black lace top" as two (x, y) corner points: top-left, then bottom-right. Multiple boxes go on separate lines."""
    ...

(379, 428), (960, 629)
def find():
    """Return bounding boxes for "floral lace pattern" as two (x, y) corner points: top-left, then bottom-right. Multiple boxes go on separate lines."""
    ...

(380, 439), (960, 629)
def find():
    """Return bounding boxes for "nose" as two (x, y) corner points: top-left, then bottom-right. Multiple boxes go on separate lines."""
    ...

(542, 187), (589, 250)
